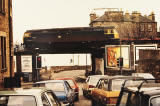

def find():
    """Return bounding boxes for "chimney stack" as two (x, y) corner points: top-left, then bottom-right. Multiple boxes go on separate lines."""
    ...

(90, 12), (97, 22)
(148, 12), (155, 21)
(132, 11), (141, 22)
(125, 11), (130, 20)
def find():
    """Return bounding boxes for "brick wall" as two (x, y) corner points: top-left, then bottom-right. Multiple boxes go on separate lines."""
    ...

(0, 0), (13, 90)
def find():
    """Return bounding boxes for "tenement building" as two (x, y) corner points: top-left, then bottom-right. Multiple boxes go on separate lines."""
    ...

(89, 8), (157, 39)
(0, 0), (13, 89)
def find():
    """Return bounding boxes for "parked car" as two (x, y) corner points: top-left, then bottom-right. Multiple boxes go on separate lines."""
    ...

(0, 87), (61, 106)
(132, 73), (155, 80)
(56, 77), (79, 101)
(82, 75), (108, 98)
(116, 80), (160, 106)
(36, 80), (75, 106)
(91, 75), (144, 106)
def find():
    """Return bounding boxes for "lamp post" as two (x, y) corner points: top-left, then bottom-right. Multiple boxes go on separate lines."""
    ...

(35, 48), (40, 81)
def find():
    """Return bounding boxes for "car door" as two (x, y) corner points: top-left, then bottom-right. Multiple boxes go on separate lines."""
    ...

(41, 92), (52, 106)
(45, 91), (61, 106)
(65, 81), (75, 102)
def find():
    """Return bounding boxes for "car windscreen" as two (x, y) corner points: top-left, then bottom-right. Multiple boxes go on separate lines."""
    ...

(45, 82), (65, 92)
(0, 95), (36, 106)
(65, 79), (75, 87)
(112, 79), (142, 91)
(89, 77), (103, 86)
(150, 96), (160, 106)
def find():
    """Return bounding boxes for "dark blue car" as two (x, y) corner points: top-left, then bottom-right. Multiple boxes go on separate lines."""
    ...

(36, 80), (75, 106)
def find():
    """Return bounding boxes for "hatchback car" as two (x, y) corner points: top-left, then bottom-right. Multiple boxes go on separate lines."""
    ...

(36, 80), (75, 106)
(82, 75), (108, 98)
(91, 75), (144, 106)
(56, 77), (79, 101)
(0, 87), (61, 106)
(116, 80), (160, 106)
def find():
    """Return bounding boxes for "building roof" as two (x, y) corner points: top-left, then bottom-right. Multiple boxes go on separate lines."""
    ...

(90, 11), (154, 24)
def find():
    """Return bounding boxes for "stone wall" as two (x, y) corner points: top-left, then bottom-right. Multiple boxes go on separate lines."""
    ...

(138, 50), (160, 79)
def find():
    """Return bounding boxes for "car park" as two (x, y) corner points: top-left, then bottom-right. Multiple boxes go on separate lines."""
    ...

(0, 87), (61, 106)
(91, 75), (144, 106)
(82, 75), (108, 98)
(56, 77), (79, 101)
(36, 80), (75, 106)
(116, 79), (160, 106)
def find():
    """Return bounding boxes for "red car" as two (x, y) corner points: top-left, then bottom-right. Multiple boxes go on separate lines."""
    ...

(55, 77), (79, 101)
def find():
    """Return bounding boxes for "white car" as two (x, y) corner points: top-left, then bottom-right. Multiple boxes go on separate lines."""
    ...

(82, 75), (108, 98)
(132, 73), (155, 82)
(0, 88), (61, 106)
(132, 73), (155, 79)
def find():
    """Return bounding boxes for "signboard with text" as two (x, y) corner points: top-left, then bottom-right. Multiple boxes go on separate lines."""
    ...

(21, 55), (32, 72)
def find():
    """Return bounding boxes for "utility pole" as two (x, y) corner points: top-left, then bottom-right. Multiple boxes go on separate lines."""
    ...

(120, 38), (122, 75)
(78, 54), (79, 66)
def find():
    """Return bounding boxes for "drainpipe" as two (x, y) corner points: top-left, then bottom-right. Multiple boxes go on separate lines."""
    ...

(8, 0), (13, 79)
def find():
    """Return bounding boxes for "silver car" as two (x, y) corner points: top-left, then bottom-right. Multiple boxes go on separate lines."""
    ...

(0, 87), (61, 106)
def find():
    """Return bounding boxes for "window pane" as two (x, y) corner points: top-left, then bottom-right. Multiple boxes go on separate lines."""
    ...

(119, 92), (129, 106)
(42, 94), (50, 106)
(1, 37), (6, 71)
(46, 92), (60, 106)
(0, 0), (2, 12)
(65, 79), (75, 87)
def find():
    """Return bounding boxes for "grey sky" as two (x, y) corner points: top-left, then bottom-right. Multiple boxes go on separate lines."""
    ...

(12, 0), (160, 43)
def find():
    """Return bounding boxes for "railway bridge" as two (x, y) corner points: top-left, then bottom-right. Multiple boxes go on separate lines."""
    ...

(14, 26), (160, 82)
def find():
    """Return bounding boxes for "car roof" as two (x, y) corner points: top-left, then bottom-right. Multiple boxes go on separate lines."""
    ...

(0, 88), (48, 96)
(55, 77), (74, 80)
(125, 83), (160, 96)
(88, 75), (108, 77)
(100, 75), (144, 80)
(36, 80), (65, 84)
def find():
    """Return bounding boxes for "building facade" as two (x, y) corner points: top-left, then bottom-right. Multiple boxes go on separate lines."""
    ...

(0, 0), (13, 89)
(89, 8), (157, 39)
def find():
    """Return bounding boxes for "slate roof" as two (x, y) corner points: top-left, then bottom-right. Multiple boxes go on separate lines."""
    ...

(90, 12), (154, 24)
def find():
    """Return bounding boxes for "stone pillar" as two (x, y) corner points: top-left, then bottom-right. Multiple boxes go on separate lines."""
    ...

(91, 54), (96, 74)
(95, 58), (104, 75)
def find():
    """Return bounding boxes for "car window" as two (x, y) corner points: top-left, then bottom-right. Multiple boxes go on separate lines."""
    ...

(97, 79), (102, 89)
(42, 93), (51, 106)
(150, 96), (160, 106)
(45, 82), (65, 92)
(0, 95), (37, 106)
(89, 77), (102, 86)
(86, 77), (90, 83)
(119, 92), (129, 106)
(112, 79), (125, 91)
(65, 81), (72, 92)
(65, 79), (75, 87)
(97, 79), (108, 90)
(130, 93), (141, 106)
(46, 92), (60, 106)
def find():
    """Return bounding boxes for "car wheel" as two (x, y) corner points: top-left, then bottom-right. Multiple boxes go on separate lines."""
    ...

(72, 102), (74, 106)
(75, 95), (79, 101)
(83, 90), (86, 97)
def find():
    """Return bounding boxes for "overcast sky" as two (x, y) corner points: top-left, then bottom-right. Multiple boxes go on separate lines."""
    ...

(12, 0), (160, 66)
(12, 0), (160, 43)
